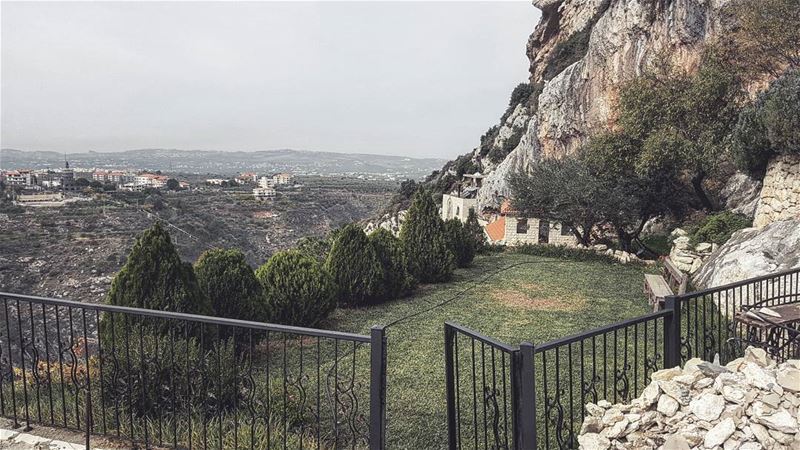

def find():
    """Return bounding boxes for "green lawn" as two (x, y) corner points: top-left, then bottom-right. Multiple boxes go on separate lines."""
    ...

(325, 252), (653, 449)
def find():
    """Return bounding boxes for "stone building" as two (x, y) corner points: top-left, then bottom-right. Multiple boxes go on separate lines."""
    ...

(484, 201), (577, 246)
(440, 172), (484, 222)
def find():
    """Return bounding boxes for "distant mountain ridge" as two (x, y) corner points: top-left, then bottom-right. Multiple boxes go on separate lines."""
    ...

(0, 148), (446, 179)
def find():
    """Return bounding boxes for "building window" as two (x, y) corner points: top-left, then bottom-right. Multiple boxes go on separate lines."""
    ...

(516, 219), (529, 234)
(455, 207), (460, 217)
(560, 224), (573, 236)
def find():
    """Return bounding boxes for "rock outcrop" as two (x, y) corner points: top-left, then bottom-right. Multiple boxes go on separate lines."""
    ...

(578, 348), (800, 450)
(720, 172), (763, 218)
(693, 219), (800, 289)
(753, 154), (800, 228)
(464, 0), (735, 212)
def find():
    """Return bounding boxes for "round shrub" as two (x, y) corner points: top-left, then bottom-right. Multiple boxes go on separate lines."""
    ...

(369, 228), (416, 299)
(325, 224), (384, 306)
(255, 251), (336, 327)
(194, 248), (268, 322)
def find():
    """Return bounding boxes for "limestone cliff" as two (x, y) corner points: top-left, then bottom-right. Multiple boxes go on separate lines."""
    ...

(457, 0), (735, 212)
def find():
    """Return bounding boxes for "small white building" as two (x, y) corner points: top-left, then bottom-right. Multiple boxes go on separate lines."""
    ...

(253, 187), (276, 200)
(441, 194), (476, 223)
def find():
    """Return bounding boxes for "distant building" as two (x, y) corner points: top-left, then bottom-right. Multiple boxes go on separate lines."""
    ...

(272, 173), (293, 185)
(440, 172), (483, 222)
(258, 176), (275, 189)
(135, 173), (168, 188)
(17, 192), (64, 203)
(236, 172), (258, 184)
(205, 178), (226, 186)
(253, 187), (276, 200)
(485, 200), (577, 246)
(2, 170), (36, 187)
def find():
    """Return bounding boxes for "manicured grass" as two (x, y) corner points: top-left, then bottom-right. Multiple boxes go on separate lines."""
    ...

(326, 252), (653, 449)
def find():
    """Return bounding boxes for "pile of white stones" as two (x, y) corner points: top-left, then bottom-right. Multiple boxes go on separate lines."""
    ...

(578, 348), (800, 449)
(669, 228), (716, 274)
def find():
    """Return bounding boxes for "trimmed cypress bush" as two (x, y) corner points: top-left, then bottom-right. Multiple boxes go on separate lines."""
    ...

(325, 224), (384, 306)
(105, 221), (211, 315)
(255, 250), (336, 327)
(464, 208), (486, 254)
(444, 219), (475, 268)
(194, 248), (268, 322)
(369, 228), (416, 299)
(400, 189), (454, 283)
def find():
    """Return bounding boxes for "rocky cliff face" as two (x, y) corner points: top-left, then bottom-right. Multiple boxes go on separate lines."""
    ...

(468, 0), (732, 212)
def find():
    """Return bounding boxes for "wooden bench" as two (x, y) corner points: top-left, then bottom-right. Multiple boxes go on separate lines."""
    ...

(644, 257), (689, 311)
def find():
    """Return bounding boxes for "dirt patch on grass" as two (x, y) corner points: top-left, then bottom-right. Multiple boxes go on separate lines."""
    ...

(490, 286), (586, 311)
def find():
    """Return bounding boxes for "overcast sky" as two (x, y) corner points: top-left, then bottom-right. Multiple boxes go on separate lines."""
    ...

(1, 1), (540, 159)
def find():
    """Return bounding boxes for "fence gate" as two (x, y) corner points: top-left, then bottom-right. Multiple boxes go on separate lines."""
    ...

(444, 322), (536, 450)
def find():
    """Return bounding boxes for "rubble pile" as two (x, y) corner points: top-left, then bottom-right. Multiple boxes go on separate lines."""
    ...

(579, 348), (800, 449)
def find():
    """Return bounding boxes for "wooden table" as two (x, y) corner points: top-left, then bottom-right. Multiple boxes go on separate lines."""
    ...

(734, 303), (800, 360)
(734, 303), (800, 328)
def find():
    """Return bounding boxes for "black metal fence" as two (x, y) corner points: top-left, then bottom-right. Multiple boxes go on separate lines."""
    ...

(445, 266), (800, 450)
(0, 292), (387, 449)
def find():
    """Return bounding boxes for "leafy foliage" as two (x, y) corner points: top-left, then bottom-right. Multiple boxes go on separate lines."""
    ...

(509, 157), (605, 247)
(400, 189), (454, 283)
(720, 0), (800, 77)
(616, 57), (742, 209)
(105, 221), (211, 315)
(369, 228), (416, 299)
(464, 208), (486, 254)
(444, 219), (475, 268)
(690, 212), (752, 245)
(325, 224), (384, 306)
(732, 71), (800, 174)
(194, 248), (268, 322)
(255, 251), (336, 327)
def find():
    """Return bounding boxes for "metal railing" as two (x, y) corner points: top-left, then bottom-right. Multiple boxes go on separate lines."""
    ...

(0, 292), (387, 449)
(445, 266), (800, 450)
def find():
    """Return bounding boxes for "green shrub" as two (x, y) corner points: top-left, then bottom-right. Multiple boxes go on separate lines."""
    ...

(325, 224), (384, 306)
(732, 70), (800, 174)
(400, 189), (454, 283)
(255, 251), (336, 327)
(464, 209), (486, 254)
(369, 229), (416, 299)
(444, 219), (475, 268)
(690, 212), (752, 245)
(194, 248), (268, 322)
(105, 221), (211, 319)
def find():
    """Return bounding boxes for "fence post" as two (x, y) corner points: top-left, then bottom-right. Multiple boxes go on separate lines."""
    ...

(444, 324), (457, 450)
(664, 296), (682, 368)
(370, 325), (387, 450)
(512, 342), (536, 450)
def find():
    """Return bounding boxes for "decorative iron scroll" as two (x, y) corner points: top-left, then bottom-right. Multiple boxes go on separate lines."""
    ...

(483, 385), (507, 450)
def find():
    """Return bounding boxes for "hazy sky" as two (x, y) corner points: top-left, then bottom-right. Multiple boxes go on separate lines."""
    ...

(1, 1), (540, 159)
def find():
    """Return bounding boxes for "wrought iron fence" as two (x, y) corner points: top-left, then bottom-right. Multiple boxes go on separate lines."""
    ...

(677, 268), (800, 364)
(0, 292), (387, 450)
(445, 266), (800, 450)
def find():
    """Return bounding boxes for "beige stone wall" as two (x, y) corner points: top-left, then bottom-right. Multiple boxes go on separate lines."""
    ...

(753, 154), (800, 228)
(441, 194), (476, 223)
(503, 216), (577, 246)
